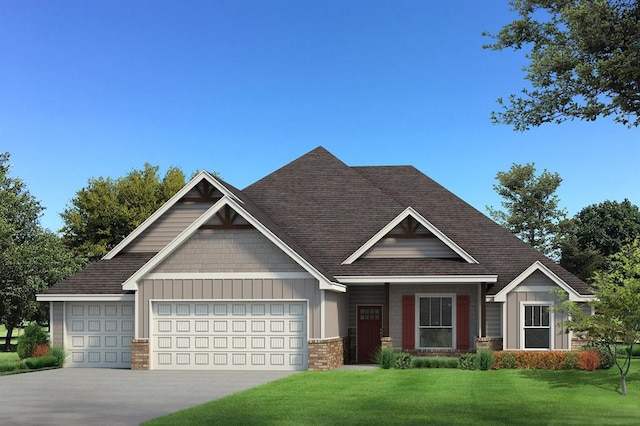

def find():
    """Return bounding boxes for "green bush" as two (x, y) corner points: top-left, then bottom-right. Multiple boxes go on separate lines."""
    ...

(623, 344), (640, 357)
(413, 357), (457, 369)
(476, 349), (494, 371)
(561, 351), (579, 369)
(375, 347), (397, 369)
(500, 352), (517, 369)
(394, 352), (412, 369)
(458, 352), (476, 370)
(581, 343), (614, 369)
(24, 355), (58, 370)
(0, 360), (27, 372)
(50, 346), (66, 367)
(17, 324), (50, 359)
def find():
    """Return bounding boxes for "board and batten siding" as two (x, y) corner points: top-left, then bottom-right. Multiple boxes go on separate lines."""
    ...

(51, 302), (64, 347)
(504, 269), (570, 350)
(138, 278), (322, 339)
(389, 283), (479, 350)
(124, 202), (213, 253)
(363, 238), (459, 259)
(324, 290), (348, 338)
(485, 302), (502, 338)
(155, 229), (306, 273)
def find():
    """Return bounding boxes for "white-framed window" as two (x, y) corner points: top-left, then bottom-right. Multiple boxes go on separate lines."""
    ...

(416, 294), (455, 349)
(521, 302), (553, 350)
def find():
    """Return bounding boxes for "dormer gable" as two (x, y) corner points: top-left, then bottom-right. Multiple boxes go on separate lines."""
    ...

(343, 207), (478, 264)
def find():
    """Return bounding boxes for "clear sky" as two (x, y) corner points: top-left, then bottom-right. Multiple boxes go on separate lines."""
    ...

(2, 1), (638, 233)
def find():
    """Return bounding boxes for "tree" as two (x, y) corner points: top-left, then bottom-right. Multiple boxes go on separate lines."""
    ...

(561, 199), (640, 280)
(61, 163), (186, 261)
(0, 153), (84, 350)
(487, 163), (567, 257)
(558, 239), (640, 396)
(484, 0), (640, 130)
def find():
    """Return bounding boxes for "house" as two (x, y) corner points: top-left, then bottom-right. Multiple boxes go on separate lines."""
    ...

(37, 147), (593, 371)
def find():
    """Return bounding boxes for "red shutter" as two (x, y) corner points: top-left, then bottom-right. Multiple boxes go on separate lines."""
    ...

(456, 295), (470, 350)
(402, 295), (415, 350)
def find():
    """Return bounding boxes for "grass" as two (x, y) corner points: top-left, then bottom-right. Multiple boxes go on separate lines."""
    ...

(0, 352), (19, 362)
(144, 365), (640, 425)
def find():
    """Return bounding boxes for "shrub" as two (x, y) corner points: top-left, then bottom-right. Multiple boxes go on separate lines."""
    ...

(394, 352), (412, 369)
(476, 349), (494, 371)
(32, 343), (51, 358)
(458, 352), (476, 370)
(500, 352), (517, 369)
(50, 346), (67, 367)
(0, 360), (27, 373)
(375, 347), (396, 369)
(622, 344), (640, 357)
(17, 324), (50, 359)
(561, 351), (579, 370)
(578, 351), (601, 371)
(493, 351), (584, 370)
(581, 343), (614, 369)
(24, 355), (58, 370)
(413, 357), (458, 369)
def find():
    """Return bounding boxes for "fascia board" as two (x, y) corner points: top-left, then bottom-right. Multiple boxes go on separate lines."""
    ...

(104, 171), (238, 260)
(493, 261), (586, 302)
(36, 294), (135, 302)
(342, 206), (478, 265)
(335, 275), (498, 284)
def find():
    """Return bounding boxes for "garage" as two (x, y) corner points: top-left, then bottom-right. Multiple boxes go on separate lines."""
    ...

(65, 302), (135, 368)
(151, 300), (308, 371)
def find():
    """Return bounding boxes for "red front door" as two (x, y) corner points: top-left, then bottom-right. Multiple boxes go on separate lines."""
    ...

(357, 305), (382, 363)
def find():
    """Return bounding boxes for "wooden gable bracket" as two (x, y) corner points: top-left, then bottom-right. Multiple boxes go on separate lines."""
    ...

(181, 180), (222, 203)
(201, 205), (253, 230)
(386, 216), (432, 239)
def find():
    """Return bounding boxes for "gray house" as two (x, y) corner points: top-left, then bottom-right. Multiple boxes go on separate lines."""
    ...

(38, 147), (593, 370)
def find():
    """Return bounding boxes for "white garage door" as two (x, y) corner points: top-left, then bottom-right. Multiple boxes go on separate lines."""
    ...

(65, 302), (135, 368)
(151, 301), (308, 371)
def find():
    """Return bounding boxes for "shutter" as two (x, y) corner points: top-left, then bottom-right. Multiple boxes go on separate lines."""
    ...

(456, 295), (470, 350)
(402, 295), (415, 350)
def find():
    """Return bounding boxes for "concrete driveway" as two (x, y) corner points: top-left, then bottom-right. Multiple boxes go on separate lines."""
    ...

(0, 368), (296, 425)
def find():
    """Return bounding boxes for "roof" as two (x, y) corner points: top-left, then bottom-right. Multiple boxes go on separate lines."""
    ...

(45, 146), (589, 297)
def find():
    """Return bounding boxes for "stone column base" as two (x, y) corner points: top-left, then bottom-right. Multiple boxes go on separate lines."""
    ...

(476, 337), (503, 351)
(381, 337), (393, 349)
(308, 337), (345, 371)
(131, 339), (150, 370)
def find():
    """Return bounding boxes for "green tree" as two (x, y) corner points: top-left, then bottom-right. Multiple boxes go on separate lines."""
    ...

(558, 239), (640, 396)
(0, 153), (84, 350)
(561, 199), (640, 280)
(487, 163), (567, 257)
(484, 0), (640, 130)
(61, 163), (186, 261)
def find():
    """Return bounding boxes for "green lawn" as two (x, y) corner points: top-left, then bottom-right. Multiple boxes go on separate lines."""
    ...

(144, 366), (640, 425)
(0, 352), (19, 362)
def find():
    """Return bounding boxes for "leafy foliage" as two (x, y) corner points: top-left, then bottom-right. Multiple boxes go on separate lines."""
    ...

(24, 355), (57, 370)
(484, 0), (640, 130)
(493, 351), (582, 370)
(558, 240), (640, 395)
(17, 324), (50, 359)
(487, 163), (567, 257)
(50, 346), (66, 367)
(61, 163), (186, 261)
(374, 347), (396, 369)
(581, 342), (615, 369)
(457, 352), (477, 370)
(476, 349), (495, 371)
(413, 357), (458, 369)
(578, 351), (601, 371)
(561, 200), (640, 281)
(394, 352), (413, 369)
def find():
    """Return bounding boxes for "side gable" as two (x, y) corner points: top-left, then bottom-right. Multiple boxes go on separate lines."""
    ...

(492, 261), (593, 302)
(343, 207), (478, 265)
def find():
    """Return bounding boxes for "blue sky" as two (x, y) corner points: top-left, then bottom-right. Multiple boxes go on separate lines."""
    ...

(2, 1), (638, 233)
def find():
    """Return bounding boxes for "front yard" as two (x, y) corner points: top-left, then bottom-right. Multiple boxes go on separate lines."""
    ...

(145, 365), (640, 425)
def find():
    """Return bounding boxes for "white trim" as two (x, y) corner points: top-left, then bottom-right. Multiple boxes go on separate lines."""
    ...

(104, 171), (241, 260)
(36, 294), (135, 302)
(415, 293), (457, 350)
(477, 285), (482, 338)
(493, 261), (592, 302)
(336, 275), (497, 284)
(320, 290), (325, 339)
(122, 196), (346, 293)
(342, 207), (478, 264)
(48, 302), (53, 338)
(502, 301), (507, 349)
(520, 301), (554, 350)
(145, 272), (314, 280)
(134, 289), (140, 339)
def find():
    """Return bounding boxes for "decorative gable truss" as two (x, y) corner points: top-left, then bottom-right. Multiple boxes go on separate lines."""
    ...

(343, 207), (478, 264)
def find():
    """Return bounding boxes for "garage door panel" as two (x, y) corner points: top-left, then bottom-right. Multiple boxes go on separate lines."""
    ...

(152, 301), (307, 370)
(65, 302), (134, 368)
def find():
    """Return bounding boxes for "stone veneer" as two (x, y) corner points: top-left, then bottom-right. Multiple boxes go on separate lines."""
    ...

(131, 339), (150, 370)
(308, 337), (345, 371)
(476, 337), (503, 351)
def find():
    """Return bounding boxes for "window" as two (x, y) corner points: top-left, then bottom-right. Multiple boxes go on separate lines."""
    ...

(418, 295), (454, 348)
(523, 304), (551, 349)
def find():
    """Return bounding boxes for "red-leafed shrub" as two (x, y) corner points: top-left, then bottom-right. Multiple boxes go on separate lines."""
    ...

(32, 343), (51, 358)
(493, 351), (585, 370)
(578, 351), (601, 371)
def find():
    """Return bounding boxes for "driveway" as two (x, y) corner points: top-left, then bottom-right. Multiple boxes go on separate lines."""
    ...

(0, 368), (296, 425)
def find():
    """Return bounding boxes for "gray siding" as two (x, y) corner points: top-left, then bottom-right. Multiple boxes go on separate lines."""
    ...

(138, 277), (321, 339)
(124, 202), (213, 253)
(51, 302), (64, 346)
(347, 285), (386, 330)
(505, 290), (569, 350)
(324, 290), (348, 338)
(155, 229), (305, 273)
(486, 302), (502, 338)
(363, 238), (459, 259)
(389, 284), (479, 350)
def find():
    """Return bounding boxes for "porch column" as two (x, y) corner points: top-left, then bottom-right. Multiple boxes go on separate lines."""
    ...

(481, 283), (487, 337)
(383, 283), (390, 337)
